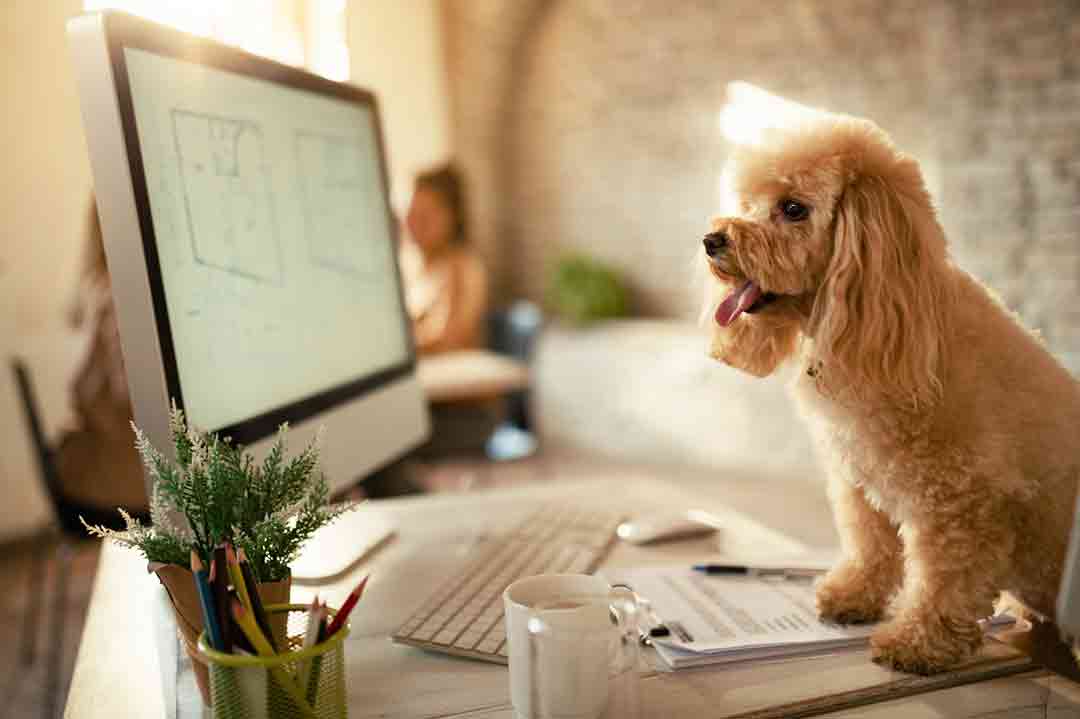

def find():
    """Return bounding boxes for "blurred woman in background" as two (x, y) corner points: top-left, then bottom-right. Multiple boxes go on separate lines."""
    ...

(400, 164), (488, 354)
(57, 193), (147, 515)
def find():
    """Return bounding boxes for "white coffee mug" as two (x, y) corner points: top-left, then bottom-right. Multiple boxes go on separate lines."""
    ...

(503, 574), (639, 719)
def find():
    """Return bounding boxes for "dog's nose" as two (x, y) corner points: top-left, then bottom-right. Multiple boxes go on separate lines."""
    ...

(703, 231), (728, 258)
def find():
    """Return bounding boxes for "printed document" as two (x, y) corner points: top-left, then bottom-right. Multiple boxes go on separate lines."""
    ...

(603, 565), (1014, 669)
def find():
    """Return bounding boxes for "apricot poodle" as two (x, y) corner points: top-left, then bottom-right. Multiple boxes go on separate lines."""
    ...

(702, 109), (1080, 674)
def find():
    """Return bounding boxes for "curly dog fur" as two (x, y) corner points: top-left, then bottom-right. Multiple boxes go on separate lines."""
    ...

(703, 110), (1080, 674)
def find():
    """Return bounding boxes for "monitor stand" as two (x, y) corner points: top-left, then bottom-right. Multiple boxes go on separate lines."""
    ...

(289, 507), (396, 584)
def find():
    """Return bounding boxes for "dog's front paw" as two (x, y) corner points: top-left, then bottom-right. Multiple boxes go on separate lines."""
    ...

(870, 614), (982, 675)
(816, 562), (891, 625)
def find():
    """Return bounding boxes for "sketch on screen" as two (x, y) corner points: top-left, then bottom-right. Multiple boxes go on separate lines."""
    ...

(295, 130), (388, 278)
(172, 109), (283, 284)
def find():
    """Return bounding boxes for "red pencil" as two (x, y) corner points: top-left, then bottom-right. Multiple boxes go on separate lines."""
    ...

(325, 575), (368, 637)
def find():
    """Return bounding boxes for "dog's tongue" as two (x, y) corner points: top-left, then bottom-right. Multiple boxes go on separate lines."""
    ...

(715, 280), (762, 327)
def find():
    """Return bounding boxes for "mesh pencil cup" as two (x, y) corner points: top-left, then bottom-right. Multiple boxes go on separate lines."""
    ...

(198, 603), (349, 719)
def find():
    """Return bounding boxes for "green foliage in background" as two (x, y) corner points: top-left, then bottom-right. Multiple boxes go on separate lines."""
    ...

(82, 406), (354, 582)
(547, 254), (630, 325)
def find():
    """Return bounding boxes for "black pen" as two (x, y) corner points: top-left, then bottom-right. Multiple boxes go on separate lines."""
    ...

(641, 602), (670, 639)
(691, 564), (822, 580)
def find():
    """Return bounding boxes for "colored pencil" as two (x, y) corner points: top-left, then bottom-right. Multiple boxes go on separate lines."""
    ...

(306, 599), (330, 707)
(190, 550), (225, 651)
(298, 596), (325, 700)
(211, 545), (234, 652)
(325, 575), (368, 637)
(230, 600), (314, 717)
(236, 547), (277, 652)
(225, 543), (253, 615)
(226, 587), (256, 654)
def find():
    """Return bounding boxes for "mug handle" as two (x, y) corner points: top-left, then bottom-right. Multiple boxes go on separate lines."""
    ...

(608, 584), (641, 635)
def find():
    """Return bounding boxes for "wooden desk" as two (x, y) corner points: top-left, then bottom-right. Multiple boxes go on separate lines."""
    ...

(65, 476), (1080, 718)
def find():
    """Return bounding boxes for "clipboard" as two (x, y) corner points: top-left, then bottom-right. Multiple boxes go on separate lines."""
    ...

(636, 633), (1040, 719)
(605, 563), (1044, 718)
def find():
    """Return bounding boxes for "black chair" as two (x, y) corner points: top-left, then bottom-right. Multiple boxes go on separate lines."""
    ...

(10, 358), (140, 719)
(486, 300), (543, 431)
(485, 302), (543, 461)
(368, 303), (545, 494)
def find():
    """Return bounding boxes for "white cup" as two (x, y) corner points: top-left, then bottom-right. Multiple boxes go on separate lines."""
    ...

(503, 574), (639, 719)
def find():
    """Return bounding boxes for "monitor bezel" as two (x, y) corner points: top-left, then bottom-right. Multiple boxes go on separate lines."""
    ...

(101, 11), (417, 445)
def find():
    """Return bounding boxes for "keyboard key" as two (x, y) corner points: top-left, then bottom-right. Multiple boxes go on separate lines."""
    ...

(412, 624), (442, 642)
(566, 552), (595, 574)
(477, 636), (502, 653)
(455, 630), (486, 649)
(434, 626), (463, 645)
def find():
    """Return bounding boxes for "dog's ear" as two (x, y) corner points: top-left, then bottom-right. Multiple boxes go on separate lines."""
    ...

(811, 162), (950, 409)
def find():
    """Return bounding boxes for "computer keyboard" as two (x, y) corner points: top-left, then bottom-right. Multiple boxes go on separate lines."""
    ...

(391, 503), (626, 664)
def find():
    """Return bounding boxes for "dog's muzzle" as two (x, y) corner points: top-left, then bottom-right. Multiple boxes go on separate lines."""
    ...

(703, 231), (728, 258)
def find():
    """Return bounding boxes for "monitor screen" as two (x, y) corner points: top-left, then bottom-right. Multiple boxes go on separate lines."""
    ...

(121, 47), (411, 434)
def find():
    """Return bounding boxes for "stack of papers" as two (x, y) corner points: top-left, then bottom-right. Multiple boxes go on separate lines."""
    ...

(603, 565), (1014, 670)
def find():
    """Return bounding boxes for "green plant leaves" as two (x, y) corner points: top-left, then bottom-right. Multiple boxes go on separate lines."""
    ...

(546, 254), (630, 325)
(88, 407), (355, 583)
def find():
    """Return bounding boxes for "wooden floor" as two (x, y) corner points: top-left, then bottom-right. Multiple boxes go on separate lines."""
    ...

(0, 535), (101, 719)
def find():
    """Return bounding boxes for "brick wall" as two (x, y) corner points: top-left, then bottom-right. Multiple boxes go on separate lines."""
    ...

(443, 0), (1080, 370)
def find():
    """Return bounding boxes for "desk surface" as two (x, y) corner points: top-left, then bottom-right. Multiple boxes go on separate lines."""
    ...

(65, 471), (1080, 719)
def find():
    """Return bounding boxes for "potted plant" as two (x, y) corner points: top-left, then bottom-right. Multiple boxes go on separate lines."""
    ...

(83, 406), (354, 704)
(546, 254), (630, 326)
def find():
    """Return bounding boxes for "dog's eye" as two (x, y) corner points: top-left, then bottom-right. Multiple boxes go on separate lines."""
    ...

(780, 199), (809, 221)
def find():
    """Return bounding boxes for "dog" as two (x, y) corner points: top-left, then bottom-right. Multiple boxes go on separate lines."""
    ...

(702, 110), (1080, 674)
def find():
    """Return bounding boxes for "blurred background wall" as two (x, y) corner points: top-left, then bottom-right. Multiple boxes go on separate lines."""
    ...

(347, 0), (452, 210)
(1, 0), (1077, 539)
(444, 0), (1080, 370)
(1, 0), (91, 540)
(0, 0), (450, 541)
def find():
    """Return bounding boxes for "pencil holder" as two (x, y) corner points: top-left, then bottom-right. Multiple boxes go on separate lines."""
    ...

(198, 603), (349, 719)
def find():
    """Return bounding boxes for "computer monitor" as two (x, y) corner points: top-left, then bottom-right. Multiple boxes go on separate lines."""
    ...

(67, 11), (429, 499)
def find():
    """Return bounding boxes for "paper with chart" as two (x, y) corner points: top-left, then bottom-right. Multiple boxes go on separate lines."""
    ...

(603, 565), (1017, 669)
(607, 566), (871, 654)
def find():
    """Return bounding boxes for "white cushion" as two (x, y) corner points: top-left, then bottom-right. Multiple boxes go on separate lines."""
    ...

(533, 320), (820, 482)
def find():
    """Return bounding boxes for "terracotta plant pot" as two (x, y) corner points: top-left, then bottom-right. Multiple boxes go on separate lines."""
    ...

(150, 561), (291, 706)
